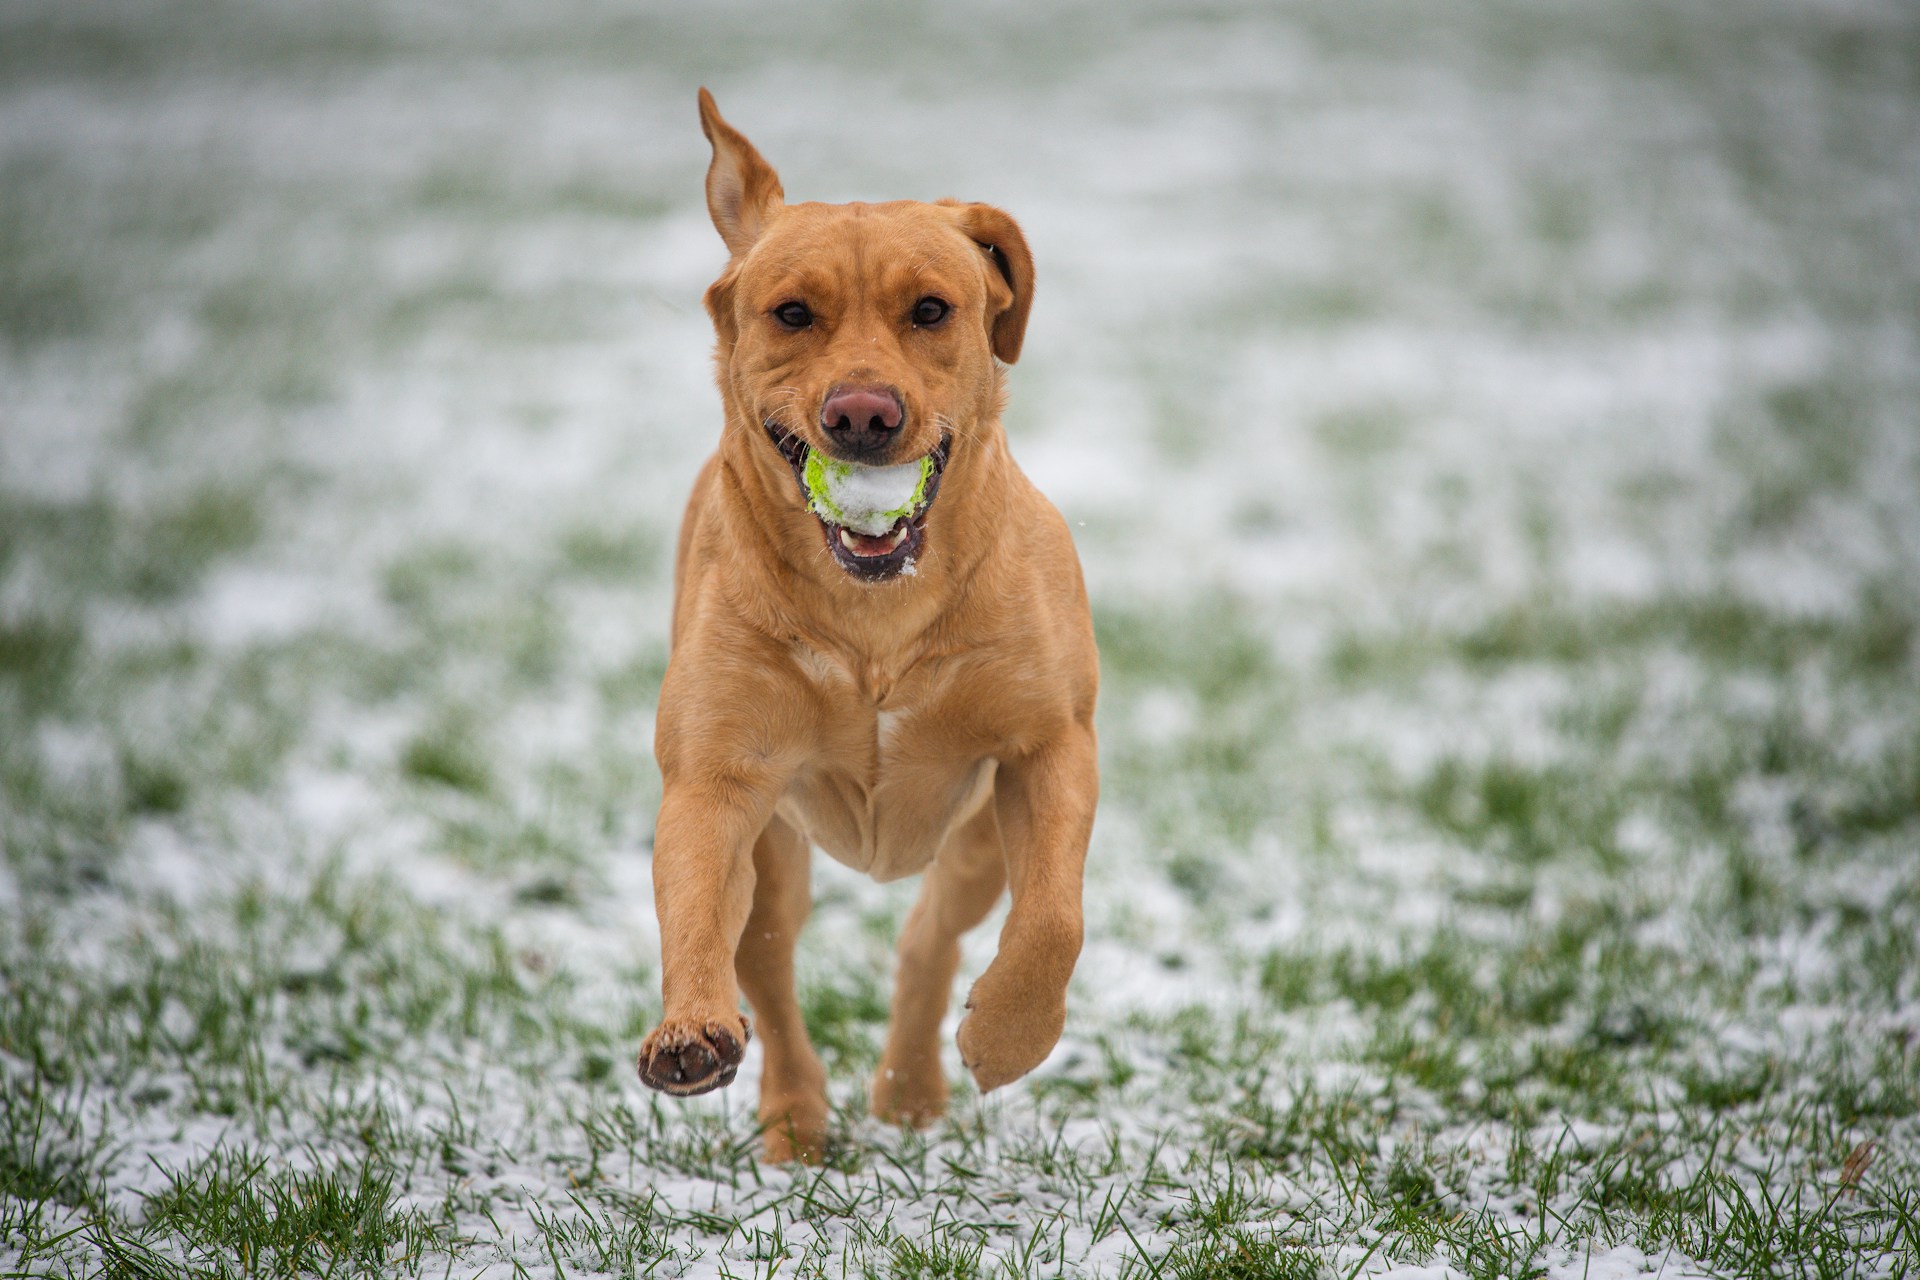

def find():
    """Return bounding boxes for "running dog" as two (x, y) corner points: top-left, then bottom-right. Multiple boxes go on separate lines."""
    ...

(635, 91), (1099, 1164)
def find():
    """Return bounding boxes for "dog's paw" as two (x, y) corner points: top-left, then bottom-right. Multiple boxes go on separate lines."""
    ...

(758, 1096), (830, 1165)
(636, 1013), (750, 1096)
(954, 974), (1064, 1093)
(869, 1059), (948, 1128)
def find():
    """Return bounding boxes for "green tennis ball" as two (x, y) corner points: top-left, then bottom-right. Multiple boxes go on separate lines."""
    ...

(803, 451), (935, 536)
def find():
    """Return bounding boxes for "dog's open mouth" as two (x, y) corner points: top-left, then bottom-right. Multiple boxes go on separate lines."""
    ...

(765, 423), (951, 581)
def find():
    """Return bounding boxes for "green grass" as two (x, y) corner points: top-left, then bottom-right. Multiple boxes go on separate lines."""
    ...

(138, 1149), (448, 1278)
(5, 0), (1920, 1274)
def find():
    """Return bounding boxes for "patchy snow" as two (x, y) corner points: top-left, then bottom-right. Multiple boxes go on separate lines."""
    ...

(3, 0), (1918, 1274)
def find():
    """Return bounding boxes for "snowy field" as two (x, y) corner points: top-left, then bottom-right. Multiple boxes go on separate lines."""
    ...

(4, 0), (1919, 1275)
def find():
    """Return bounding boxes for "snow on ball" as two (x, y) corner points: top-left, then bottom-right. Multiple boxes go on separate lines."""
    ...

(803, 451), (934, 536)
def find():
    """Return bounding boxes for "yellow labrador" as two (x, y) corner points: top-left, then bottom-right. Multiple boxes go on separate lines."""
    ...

(635, 91), (1099, 1163)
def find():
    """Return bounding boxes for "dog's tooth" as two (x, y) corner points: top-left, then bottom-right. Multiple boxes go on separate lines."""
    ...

(838, 524), (910, 557)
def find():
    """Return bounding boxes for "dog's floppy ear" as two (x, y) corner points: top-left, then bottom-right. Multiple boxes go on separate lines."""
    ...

(944, 201), (1035, 364)
(698, 89), (784, 257)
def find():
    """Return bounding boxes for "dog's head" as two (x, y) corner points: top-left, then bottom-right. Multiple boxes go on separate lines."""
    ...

(696, 89), (1034, 583)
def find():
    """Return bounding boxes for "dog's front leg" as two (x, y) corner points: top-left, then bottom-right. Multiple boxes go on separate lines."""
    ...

(637, 766), (783, 1096)
(956, 723), (1098, 1091)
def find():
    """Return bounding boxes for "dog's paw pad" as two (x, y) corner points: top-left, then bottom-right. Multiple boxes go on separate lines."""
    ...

(637, 1018), (749, 1096)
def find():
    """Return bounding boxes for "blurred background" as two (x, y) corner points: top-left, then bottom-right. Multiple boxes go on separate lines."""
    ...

(3, 0), (1918, 1273)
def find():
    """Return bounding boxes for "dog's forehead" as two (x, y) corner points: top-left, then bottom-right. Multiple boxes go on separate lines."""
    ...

(748, 201), (984, 293)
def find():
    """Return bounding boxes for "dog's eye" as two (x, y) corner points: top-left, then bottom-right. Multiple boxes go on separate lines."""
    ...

(772, 302), (812, 330)
(911, 297), (950, 327)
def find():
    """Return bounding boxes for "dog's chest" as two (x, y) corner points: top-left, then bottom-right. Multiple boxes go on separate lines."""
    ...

(776, 644), (995, 882)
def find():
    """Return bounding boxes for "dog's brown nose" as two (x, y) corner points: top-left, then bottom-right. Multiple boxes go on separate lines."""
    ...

(820, 385), (903, 457)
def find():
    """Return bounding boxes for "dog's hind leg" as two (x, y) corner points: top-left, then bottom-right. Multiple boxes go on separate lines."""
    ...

(735, 815), (828, 1163)
(871, 804), (1006, 1127)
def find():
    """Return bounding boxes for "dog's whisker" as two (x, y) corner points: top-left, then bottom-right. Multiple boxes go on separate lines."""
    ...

(932, 412), (984, 451)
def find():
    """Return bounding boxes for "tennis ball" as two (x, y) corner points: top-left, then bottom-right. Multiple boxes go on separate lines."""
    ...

(803, 451), (934, 536)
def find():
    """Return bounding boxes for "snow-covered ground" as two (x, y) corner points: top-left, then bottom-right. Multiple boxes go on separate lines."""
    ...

(3, 1), (1917, 1275)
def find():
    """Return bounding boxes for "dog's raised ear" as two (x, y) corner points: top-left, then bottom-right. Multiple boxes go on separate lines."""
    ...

(698, 89), (784, 257)
(942, 201), (1035, 364)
